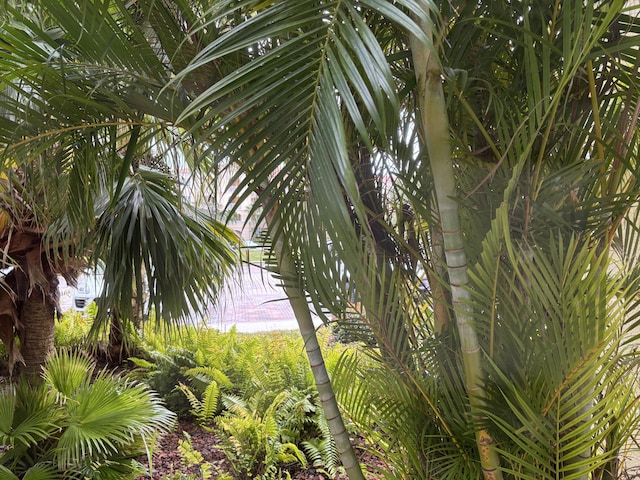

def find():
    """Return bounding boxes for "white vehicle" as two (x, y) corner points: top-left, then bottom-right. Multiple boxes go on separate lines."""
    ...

(71, 268), (104, 311)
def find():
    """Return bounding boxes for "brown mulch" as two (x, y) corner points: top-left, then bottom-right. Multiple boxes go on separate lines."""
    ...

(136, 421), (386, 480)
(136, 422), (228, 479)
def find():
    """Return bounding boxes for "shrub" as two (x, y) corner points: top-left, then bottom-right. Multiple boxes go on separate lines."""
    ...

(129, 348), (200, 418)
(217, 392), (307, 480)
(54, 309), (92, 347)
(136, 326), (352, 479)
(0, 349), (176, 478)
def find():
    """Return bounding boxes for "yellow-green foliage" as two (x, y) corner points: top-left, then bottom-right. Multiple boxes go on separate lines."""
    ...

(54, 310), (92, 347)
(216, 391), (307, 479)
(139, 325), (346, 392)
(177, 432), (214, 480)
(0, 350), (176, 477)
(176, 381), (221, 429)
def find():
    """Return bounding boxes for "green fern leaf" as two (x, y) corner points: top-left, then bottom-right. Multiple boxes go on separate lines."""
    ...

(127, 357), (155, 370)
(200, 381), (221, 423)
(185, 366), (232, 390)
(176, 383), (204, 419)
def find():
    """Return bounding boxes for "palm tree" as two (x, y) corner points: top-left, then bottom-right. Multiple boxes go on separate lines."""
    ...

(172, 0), (640, 478)
(0, 3), (239, 375)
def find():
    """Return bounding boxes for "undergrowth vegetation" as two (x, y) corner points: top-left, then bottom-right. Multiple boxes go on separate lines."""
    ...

(131, 325), (351, 479)
(46, 314), (363, 479)
(0, 349), (175, 479)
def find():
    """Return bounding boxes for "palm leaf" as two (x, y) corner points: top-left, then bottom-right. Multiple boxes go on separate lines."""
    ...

(41, 349), (94, 398)
(39, 352), (175, 471)
(0, 382), (58, 452)
(90, 166), (238, 328)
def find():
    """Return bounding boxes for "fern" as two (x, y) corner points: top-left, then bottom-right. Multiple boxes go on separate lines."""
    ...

(177, 431), (214, 480)
(301, 410), (340, 477)
(184, 366), (232, 390)
(128, 356), (155, 370)
(216, 391), (308, 479)
(176, 381), (221, 427)
(140, 327), (357, 478)
(302, 437), (341, 477)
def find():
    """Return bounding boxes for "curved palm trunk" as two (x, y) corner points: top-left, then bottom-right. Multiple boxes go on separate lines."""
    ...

(266, 209), (366, 480)
(18, 279), (57, 377)
(354, 151), (413, 365)
(409, 10), (502, 480)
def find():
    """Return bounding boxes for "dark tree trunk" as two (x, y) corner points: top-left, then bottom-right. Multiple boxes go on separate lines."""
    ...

(18, 283), (57, 377)
(108, 311), (127, 364)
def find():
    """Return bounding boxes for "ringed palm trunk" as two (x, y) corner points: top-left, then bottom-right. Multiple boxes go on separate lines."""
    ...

(265, 206), (365, 480)
(409, 10), (503, 480)
(18, 277), (58, 377)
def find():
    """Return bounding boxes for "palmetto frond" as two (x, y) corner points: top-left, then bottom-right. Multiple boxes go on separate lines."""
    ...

(0, 463), (58, 480)
(0, 349), (175, 477)
(0, 382), (59, 460)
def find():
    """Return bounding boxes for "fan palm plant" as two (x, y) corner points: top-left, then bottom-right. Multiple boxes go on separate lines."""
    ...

(0, 349), (176, 478)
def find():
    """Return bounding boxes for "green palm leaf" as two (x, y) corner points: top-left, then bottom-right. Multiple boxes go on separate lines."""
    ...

(0, 382), (59, 455)
(41, 349), (93, 398)
(90, 165), (238, 327)
(0, 463), (58, 480)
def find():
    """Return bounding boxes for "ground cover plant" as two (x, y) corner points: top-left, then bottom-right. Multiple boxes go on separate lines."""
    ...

(7, 313), (368, 479)
(0, 349), (175, 479)
(129, 326), (357, 480)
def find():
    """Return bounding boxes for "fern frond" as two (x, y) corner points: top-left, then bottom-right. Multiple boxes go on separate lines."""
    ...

(176, 380), (221, 425)
(277, 442), (307, 468)
(178, 432), (205, 468)
(200, 382), (221, 423)
(301, 435), (340, 476)
(184, 366), (232, 390)
(176, 383), (202, 417)
(221, 394), (249, 416)
(126, 357), (155, 370)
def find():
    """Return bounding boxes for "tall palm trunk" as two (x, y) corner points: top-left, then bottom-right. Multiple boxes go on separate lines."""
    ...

(265, 206), (366, 480)
(409, 10), (502, 480)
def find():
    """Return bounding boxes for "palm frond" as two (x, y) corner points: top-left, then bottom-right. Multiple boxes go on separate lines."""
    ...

(41, 349), (94, 398)
(90, 166), (239, 327)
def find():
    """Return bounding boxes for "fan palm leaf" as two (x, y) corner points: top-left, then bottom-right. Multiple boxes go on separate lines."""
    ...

(0, 349), (174, 476)
(0, 463), (58, 480)
(91, 166), (238, 326)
